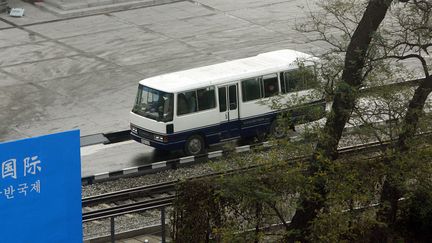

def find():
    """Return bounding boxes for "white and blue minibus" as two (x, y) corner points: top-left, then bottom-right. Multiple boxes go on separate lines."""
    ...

(130, 49), (326, 155)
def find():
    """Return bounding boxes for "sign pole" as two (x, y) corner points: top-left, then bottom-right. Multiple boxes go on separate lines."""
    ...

(111, 216), (116, 243)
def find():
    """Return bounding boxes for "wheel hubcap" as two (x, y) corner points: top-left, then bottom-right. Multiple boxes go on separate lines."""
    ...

(188, 138), (202, 154)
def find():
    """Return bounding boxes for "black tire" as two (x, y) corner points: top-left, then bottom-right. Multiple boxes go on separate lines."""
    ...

(270, 120), (287, 139)
(256, 129), (268, 142)
(184, 134), (205, 155)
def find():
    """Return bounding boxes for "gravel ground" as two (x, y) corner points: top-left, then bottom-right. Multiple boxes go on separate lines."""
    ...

(81, 128), (382, 240)
(84, 210), (163, 240)
(82, 150), (258, 240)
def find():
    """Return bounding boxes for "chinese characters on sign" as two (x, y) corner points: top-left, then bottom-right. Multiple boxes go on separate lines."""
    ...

(2, 159), (16, 179)
(0, 130), (82, 243)
(1, 156), (42, 200)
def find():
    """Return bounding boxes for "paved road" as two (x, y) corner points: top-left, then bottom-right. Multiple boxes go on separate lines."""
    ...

(0, 0), (323, 142)
(1, 0), (325, 175)
(2, 0), (425, 176)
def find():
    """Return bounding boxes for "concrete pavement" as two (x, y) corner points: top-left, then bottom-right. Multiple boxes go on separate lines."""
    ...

(36, 0), (183, 18)
(1, 0), (325, 142)
(1, 1), (427, 241)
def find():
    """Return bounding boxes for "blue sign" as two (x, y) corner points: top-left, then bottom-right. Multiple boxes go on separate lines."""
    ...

(0, 130), (82, 243)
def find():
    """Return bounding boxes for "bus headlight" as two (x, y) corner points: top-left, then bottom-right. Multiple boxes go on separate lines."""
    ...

(131, 126), (138, 134)
(154, 135), (167, 142)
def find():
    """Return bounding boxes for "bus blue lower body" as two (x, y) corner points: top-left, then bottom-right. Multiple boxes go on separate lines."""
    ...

(131, 100), (326, 151)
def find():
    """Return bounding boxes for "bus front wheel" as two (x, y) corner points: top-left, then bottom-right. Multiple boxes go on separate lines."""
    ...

(184, 134), (205, 155)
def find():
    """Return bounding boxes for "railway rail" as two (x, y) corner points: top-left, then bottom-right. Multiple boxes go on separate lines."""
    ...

(81, 134), (416, 220)
(82, 131), (431, 242)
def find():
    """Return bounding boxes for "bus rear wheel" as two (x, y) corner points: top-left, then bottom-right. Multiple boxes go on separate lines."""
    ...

(270, 120), (288, 139)
(184, 134), (205, 155)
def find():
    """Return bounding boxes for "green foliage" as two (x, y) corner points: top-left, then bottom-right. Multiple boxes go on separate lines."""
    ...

(171, 135), (432, 242)
(171, 146), (312, 242)
(171, 179), (227, 243)
(171, 0), (432, 241)
(398, 182), (432, 242)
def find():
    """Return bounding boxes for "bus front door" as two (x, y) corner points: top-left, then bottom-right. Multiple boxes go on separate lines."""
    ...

(218, 85), (240, 140)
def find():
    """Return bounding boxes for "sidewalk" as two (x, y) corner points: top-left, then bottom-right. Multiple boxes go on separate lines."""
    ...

(33, 0), (181, 17)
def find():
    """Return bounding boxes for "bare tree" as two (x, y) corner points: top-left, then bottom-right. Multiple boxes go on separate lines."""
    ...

(371, 1), (432, 239)
(289, 1), (398, 241)
(171, 1), (432, 241)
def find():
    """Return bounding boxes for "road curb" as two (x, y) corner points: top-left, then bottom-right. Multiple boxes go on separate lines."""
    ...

(80, 130), (130, 147)
(81, 142), (270, 185)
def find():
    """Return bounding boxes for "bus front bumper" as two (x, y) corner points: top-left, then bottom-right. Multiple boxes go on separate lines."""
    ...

(130, 133), (184, 151)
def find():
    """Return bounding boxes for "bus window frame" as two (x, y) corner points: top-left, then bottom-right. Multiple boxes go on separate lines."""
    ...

(280, 65), (317, 94)
(176, 86), (217, 117)
(262, 73), (279, 98)
(241, 77), (262, 103)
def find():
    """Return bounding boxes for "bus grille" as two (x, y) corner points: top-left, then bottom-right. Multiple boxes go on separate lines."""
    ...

(137, 128), (153, 139)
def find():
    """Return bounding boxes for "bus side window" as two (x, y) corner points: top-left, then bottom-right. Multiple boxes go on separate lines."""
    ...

(185, 91), (197, 113)
(228, 85), (237, 110)
(241, 78), (261, 102)
(281, 66), (317, 93)
(197, 87), (216, 111)
(177, 93), (189, 115)
(306, 66), (319, 89)
(218, 87), (227, 112)
(280, 72), (286, 93)
(177, 91), (197, 115)
(283, 70), (302, 93)
(263, 74), (278, 97)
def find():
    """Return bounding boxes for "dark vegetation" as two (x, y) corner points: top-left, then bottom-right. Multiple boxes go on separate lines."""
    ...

(171, 0), (432, 242)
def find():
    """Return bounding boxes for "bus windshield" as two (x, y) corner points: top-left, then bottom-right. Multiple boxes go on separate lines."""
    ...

(132, 85), (173, 122)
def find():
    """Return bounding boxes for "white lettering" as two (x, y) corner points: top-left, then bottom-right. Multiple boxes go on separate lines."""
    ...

(2, 159), (17, 179)
(18, 183), (28, 196)
(24, 156), (41, 176)
(4, 185), (15, 199)
(31, 180), (41, 193)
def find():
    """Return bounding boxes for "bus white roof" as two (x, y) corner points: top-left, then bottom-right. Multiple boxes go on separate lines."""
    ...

(139, 49), (315, 93)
